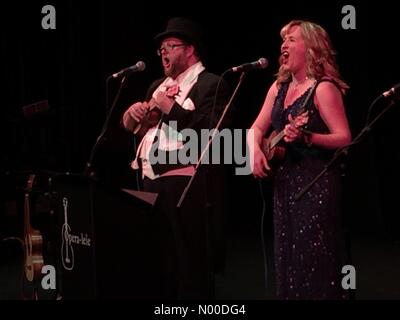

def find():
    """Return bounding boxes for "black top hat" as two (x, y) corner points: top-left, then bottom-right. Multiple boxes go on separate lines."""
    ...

(154, 17), (205, 58)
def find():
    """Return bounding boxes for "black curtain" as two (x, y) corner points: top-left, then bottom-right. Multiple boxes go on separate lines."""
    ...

(2, 0), (399, 238)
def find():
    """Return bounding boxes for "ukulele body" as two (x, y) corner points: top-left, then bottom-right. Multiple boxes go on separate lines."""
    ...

(262, 130), (286, 166)
(135, 108), (162, 139)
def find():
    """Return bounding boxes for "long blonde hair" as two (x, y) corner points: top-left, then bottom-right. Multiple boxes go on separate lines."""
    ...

(277, 20), (349, 93)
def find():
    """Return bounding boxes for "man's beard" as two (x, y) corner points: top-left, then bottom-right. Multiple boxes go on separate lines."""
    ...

(165, 59), (186, 79)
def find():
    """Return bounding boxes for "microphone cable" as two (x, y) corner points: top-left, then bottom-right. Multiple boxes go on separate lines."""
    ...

(258, 179), (270, 294)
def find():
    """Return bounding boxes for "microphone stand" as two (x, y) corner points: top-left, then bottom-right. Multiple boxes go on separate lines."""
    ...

(174, 70), (245, 298)
(84, 75), (128, 178)
(177, 71), (246, 208)
(295, 96), (398, 201)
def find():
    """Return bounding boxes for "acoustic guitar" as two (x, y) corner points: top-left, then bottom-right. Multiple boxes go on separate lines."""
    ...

(24, 174), (44, 282)
(23, 174), (44, 299)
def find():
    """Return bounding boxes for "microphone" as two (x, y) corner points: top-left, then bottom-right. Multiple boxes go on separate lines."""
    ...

(382, 82), (400, 98)
(112, 61), (146, 78)
(230, 57), (268, 73)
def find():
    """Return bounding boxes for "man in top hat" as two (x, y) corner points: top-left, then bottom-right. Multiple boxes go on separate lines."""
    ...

(122, 17), (231, 299)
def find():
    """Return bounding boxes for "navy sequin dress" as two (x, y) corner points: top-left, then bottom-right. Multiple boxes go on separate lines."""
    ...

(270, 80), (347, 300)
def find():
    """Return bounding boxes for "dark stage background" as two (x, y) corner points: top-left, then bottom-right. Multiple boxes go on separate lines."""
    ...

(1, 1), (399, 300)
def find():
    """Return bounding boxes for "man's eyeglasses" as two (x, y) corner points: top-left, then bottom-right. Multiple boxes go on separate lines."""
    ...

(157, 43), (186, 56)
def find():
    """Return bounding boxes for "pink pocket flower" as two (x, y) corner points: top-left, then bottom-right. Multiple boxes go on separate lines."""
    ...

(166, 84), (180, 98)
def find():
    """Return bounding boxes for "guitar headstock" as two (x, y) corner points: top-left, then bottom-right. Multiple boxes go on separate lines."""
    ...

(25, 174), (36, 193)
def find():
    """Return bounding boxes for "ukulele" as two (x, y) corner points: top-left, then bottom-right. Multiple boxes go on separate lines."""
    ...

(23, 174), (44, 285)
(261, 111), (309, 169)
(132, 98), (162, 138)
(261, 80), (317, 172)
(128, 84), (180, 138)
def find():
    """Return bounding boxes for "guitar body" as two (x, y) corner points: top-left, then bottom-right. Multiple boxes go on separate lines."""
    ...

(135, 108), (162, 139)
(22, 174), (44, 299)
(262, 130), (286, 165)
(24, 230), (44, 282)
(129, 85), (180, 139)
(260, 111), (310, 176)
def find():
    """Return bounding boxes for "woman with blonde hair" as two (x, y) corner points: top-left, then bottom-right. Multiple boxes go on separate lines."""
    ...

(248, 20), (351, 299)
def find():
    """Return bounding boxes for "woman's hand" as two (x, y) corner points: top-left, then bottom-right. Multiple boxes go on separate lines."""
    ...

(252, 147), (271, 178)
(283, 112), (308, 143)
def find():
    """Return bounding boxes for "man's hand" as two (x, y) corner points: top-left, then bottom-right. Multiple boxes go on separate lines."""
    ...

(122, 102), (149, 130)
(153, 91), (175, 114)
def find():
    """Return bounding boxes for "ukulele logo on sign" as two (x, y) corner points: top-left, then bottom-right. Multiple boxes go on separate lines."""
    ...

(61, 197), (92, 271)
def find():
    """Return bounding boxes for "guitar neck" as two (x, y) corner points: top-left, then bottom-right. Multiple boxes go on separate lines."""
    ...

(270, 130), (286, 149)
(24, 194), (31, 234)
(24, 174), (35, 235)
(269, 114), (308, 149)
(148, 98), (158, 110)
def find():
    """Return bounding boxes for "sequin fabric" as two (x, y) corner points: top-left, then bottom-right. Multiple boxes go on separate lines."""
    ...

(270, 80), (347, 300)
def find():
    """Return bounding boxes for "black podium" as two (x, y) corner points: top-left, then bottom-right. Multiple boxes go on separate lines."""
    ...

(52, 173), (160, 299)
